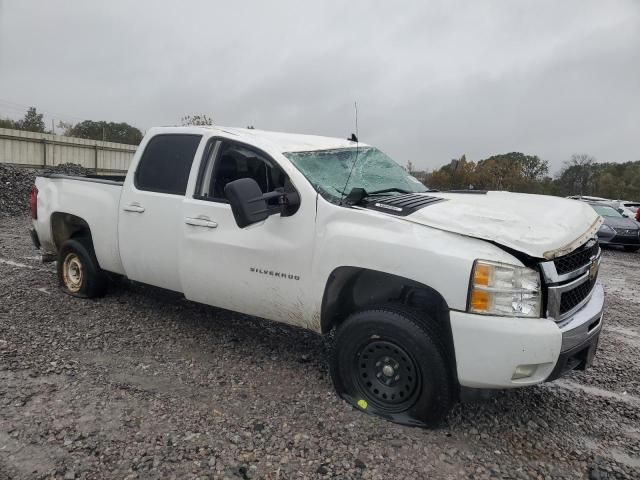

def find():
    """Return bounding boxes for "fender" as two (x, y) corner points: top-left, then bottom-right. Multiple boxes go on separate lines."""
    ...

(320, 266), (458, 381)
(320, 266), (450, 332)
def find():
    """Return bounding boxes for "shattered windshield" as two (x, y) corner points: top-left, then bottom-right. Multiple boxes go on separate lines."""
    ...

(284, 147), (427, 202)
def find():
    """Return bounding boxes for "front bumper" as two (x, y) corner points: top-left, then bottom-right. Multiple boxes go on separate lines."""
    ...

(450, 283), (604, 389)
(547, 283), (603, 379)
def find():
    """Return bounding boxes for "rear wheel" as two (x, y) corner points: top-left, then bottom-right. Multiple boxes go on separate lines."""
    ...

(330, 305), (455, 427)
(623, 246), (639, 253)
(57, 238), (107, 298)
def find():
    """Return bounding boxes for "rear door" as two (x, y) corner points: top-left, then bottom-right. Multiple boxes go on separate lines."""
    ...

(179, 138), (318, 329)
(118, 133), (203, 291)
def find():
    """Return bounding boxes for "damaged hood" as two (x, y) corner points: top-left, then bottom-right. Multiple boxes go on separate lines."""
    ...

(403, 191), (602, 259)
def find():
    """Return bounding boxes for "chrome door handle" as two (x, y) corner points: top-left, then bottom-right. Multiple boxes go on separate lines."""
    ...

(185, 217), (218, 228)
(123, 203), (145, 213)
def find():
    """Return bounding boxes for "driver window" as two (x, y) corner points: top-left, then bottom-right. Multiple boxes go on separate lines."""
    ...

(195, 140), (288, 202)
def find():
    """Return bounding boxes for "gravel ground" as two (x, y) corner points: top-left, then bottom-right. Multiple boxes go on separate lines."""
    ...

(1, 215), (639, 480)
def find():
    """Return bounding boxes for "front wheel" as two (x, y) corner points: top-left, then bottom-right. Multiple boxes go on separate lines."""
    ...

(330, 306), (455, 427)
(57, 238), (107, 298)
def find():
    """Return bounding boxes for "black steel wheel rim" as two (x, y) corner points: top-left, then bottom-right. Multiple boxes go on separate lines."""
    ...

(352, 338), (421, 412)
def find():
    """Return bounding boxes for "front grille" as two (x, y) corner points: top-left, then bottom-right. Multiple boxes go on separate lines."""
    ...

(543, 238), (601, 321)
(559, 276), (597, 315)
(553, 241), (599, 275)
(614, 228), (638, 236)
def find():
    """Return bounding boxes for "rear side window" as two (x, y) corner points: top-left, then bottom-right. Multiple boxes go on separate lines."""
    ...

(135, 134), (202, 195)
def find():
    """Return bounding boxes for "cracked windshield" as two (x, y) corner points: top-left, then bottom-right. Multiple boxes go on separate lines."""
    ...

(285, 147), (427, 201)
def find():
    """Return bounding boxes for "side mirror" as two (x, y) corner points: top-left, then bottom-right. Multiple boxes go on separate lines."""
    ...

(224, 178), (273, 228)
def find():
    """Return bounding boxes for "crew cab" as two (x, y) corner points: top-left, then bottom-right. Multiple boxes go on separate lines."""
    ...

(29, 126), (605, 426)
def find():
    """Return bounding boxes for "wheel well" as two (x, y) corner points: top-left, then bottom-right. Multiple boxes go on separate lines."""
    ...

(320, 267), (457, 373)
(50, 212), (93, 252)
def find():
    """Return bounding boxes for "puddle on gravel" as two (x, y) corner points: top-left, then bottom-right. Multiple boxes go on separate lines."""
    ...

(550, 379), (640, 407)
(0, 257), (50, 272)
(0, 258), (32, 269)
(606, 325), (640, 339)
(608, 450), (640, 469)
(605, 325), (640, 347)
(582, 437), (640, 469)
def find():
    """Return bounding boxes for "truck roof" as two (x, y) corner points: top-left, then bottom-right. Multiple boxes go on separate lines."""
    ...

(150, 125), (368, 153)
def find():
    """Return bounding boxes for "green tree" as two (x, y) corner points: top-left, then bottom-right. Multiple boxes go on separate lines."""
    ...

(520, 154), (549, 181)
(473, 152), (548, 192)
(0, 107), (46, 132)
(0, 118), (18, 129)
(556, 154), (597, 196)
(63, 120), (143, 145)
(425, 152), (549, 193)
(19, 107), (46, 132)
(21, 107), (45, 132)
(427, 154), (476, 189)
(589, 161), (640, 200)
(426, 151), (640, 198)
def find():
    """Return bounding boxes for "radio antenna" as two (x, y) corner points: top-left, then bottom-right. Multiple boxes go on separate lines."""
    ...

(340, 101), (360, 205)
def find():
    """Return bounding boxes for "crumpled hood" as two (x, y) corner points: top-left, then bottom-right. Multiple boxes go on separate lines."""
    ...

(403, 191), (602, 259)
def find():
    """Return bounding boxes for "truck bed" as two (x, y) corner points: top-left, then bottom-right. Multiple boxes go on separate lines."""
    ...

(33, 174), (125, 275)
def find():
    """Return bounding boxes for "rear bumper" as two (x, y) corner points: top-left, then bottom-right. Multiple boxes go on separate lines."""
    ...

(450, 283), (604, 388)
(30, 226), (56, 262)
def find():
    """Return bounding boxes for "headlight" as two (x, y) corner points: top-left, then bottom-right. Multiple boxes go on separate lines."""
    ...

(598, 224), (614, 233)
(468, 260), (541, 318)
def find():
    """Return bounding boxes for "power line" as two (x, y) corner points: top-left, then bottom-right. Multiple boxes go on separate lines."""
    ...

(0, 99), (87, 123)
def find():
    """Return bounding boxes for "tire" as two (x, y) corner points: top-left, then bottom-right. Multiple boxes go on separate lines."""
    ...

(57, 237), (107, 298)
(623, 246), (639, 253)
(330, 305), (455, 427)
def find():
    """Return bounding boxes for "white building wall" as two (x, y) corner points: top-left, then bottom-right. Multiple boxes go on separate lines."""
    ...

(0, 127), (136, 173)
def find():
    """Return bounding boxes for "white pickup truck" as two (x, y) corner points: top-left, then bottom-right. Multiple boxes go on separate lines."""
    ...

(30, 126), (605, 426)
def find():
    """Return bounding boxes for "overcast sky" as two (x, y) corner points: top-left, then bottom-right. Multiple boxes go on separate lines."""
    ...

(0, 0), (638, 172)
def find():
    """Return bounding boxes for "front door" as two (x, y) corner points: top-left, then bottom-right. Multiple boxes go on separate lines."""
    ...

(179, 139), (318, 329)
(118, 133), (203, 292)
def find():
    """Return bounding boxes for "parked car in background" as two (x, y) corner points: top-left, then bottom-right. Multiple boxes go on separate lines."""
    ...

(611, 200), (640, 221)
(613, 200), (640, 212)
(589, 202), (640, 252)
